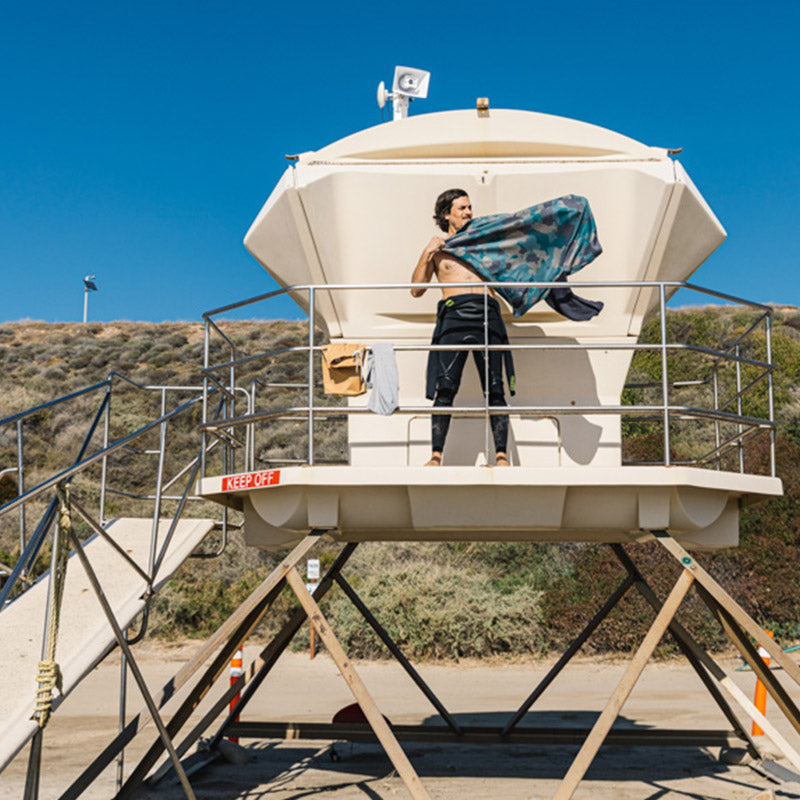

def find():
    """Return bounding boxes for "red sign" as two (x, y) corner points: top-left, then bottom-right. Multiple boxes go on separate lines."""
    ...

(221, 470), (281, 492)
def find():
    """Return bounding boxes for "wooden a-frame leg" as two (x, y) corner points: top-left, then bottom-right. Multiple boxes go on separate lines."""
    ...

(113, 532), (323, 800)
(611, 543), (762, 757)
(652, 533), (800, 772)
(654, 532), (800, 684)
(697, 583), (800, 737)
(145, 542), (358, 786)
(334, 572), (462, 735)
(202, 544), (358, 752)
(553, 569), (695, 800)
(285, 568), (433, 800)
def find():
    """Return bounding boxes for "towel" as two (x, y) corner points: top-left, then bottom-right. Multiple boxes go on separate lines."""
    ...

(365, 343), (399, 415)
(443, 194), (603, 319)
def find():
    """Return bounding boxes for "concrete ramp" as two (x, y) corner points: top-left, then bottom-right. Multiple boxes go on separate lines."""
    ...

(0, 516), (215, 771)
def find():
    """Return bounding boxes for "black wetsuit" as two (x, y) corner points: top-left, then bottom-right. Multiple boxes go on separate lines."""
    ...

(425, 295), (515, 455)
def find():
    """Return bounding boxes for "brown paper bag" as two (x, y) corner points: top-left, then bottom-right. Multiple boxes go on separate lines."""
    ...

(321, 343), (367, 396)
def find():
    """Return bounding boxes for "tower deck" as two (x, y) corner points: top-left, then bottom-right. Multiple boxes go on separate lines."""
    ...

(197, 464), (782, 551)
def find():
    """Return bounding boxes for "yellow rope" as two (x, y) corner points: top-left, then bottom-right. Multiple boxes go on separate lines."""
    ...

(33, 485), (72, 728)
(33, 660), (62, 725)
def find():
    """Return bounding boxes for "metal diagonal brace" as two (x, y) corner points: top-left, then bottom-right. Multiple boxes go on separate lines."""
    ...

(503, 573), (635, 736)
(334, 572), (462, 735)
(68, 496), (150, 584)
(285, 567), (433, 800)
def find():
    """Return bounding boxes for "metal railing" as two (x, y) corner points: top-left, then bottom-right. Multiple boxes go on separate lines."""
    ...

(0, 372), (234, 607)
(200, 280), (777, 478)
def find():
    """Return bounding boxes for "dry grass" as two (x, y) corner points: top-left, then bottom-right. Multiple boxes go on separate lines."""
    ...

(2, 309), (800, 659)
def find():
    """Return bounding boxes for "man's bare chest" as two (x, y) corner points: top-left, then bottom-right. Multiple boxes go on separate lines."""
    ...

(433, 253), (482, 283)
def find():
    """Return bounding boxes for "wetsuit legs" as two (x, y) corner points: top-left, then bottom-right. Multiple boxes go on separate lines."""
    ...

(431, 349), (468, 454)
(430, 348), (508, 456)
(475, 350), (509, 454)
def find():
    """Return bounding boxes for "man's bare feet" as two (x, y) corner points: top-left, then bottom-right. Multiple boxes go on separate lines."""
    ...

(495, 452), (510, 467)
(425, 453), (442, 466)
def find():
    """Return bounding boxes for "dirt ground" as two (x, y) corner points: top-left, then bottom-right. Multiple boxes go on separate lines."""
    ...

(3, 640), (800, 800)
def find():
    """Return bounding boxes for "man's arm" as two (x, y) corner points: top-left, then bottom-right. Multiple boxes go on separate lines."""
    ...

(410, 237), (445, 297)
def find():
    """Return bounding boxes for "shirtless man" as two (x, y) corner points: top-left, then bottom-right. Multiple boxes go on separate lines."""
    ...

(411, 189), (512, 466)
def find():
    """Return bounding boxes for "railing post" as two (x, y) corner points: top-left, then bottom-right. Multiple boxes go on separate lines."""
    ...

(99, 382), (111, 525)
(765, 313), (776, 477)
(229, 341), (236, 474)
(250, 380), (257, 472)
(148, 388), (168, 580)
(659, 284), (671, 466)
(735, 345), (745, 473)
(308, 287), (315, 466)
(116, 633), (128, 791)
(483, 285), (490, 461)
(201, 319), (210, 478)
(16, 418), (25, 563)
(711, 365), (721, 470)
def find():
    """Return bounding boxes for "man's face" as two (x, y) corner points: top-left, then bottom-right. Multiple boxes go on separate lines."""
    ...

(444, 195), (472, 233)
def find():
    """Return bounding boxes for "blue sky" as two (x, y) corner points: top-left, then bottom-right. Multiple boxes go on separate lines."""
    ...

(1, 1), (798, 322)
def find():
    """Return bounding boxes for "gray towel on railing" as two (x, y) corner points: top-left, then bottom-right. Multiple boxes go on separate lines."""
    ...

(365, 343), (399, 415)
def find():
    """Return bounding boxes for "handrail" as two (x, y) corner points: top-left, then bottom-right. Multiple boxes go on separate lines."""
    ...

(202, 340), (775, 377)
(0, 393), (205, 520)
(201, 279), (773, 320)
(0, 379), (111, 427)
(199, 278), (776, 479)
(200, 402), (775, 430)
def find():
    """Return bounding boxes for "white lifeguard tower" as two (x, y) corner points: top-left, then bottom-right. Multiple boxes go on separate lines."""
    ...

(188, 102), (800, 800)
(198, 106), (781, 552)
(3, 91), (798, 800)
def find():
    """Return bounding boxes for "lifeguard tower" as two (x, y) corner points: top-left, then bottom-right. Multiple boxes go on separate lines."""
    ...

(1, 81), (799, 800)
(188, 98), (798, 800)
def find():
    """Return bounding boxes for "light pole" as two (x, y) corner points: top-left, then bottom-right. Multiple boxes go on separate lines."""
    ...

(83, 275), (98, 323)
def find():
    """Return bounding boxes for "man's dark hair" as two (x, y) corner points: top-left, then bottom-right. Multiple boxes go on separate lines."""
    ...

(433, 188), (468, 233)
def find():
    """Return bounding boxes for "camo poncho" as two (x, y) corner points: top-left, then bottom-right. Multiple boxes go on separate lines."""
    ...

(443, 194), (603, 319)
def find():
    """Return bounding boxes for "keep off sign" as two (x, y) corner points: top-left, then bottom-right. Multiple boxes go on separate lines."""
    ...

(221, 470), (281, 492)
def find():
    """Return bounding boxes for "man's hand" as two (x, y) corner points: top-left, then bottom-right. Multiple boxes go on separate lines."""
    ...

(411, 237), (446, 297)
(424, 236), (446, 260)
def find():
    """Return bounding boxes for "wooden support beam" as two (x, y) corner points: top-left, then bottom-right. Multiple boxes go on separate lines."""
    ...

(648, 535), (800, 773)
(611, 544), (762, 757)
(153, 543), (358, 776)
(112, 533), (322, 800)
(655, 532), (800, 686)
(285, 567), (432, 800)
(697, 583), (800, 737)
(554, 569), (694, 800)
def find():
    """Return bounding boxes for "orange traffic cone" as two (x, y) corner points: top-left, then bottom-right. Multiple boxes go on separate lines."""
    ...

(752, 630), (774, 736)
(228, 647), (244, 743)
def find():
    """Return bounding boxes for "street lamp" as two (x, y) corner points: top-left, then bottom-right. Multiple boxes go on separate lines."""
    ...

(83, 275), (98, 323)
